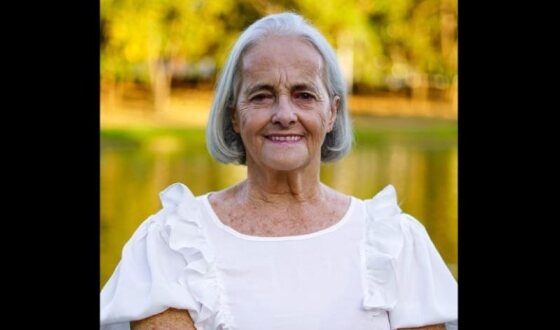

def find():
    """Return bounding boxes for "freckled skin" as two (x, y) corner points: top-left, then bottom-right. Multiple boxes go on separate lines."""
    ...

(213, 181), (348, 237)
(400, 325), (447, 330)
(130, 308), (195, 329)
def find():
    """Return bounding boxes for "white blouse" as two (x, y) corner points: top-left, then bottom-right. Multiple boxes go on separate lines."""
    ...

(100, 183), (458, 330)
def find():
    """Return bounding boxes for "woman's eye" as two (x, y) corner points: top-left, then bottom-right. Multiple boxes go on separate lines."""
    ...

(251, 94), (272, 102)
(296, 92), (315, 100)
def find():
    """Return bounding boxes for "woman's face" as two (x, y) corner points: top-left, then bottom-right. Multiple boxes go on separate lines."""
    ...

(233, 35), (339, 172)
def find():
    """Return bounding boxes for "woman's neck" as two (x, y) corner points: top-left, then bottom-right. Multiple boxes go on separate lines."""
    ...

(241, 159), (325, 206)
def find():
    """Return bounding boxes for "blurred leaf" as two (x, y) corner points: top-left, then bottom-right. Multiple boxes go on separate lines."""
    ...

(100, 0), (457, 93)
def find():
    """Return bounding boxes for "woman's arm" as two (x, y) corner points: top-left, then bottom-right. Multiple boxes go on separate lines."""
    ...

(129, 308), (445, 330)
(130, 308), (196, 330)
(399, 324), (446, 330)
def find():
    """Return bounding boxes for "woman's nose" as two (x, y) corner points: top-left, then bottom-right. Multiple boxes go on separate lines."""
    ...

(271, 95), (297, 127)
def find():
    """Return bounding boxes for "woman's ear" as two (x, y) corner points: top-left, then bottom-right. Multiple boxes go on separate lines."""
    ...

(231, 107), (240, 133)
(328, 95), (340, 132)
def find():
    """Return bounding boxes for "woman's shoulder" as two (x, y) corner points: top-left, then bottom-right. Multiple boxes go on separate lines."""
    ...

(122, 181), (211, 256)
(128, 182), (204, 236)
(361, 184), (401, 217)
(360, 184), (429, 256)
(101, 182), (223, 328)
(154, 182), (212, 250)
(361, 185), (427, 229)
(360, 184), (457, 327)
(155, 182), (218, 221)
(158, 182), (200, 208)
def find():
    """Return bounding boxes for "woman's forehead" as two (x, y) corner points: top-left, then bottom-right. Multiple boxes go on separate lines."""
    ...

(240, 36), (324, 88)
(241, 36), (323, 75)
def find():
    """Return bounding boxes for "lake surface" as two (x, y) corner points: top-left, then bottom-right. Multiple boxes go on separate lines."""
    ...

(100, 117), (458, 288)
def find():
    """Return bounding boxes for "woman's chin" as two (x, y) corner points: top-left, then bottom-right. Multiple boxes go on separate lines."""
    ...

(248, 147), (318, 172)
(260, 156), (310, 172)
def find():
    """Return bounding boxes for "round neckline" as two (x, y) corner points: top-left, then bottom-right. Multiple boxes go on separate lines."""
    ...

(201, 193), (356, 241)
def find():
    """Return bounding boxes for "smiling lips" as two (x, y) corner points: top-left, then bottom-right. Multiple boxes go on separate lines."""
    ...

(265, 134), (303, 143)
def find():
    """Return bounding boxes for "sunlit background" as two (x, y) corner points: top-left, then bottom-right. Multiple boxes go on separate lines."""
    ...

(100, 0), (458, 288)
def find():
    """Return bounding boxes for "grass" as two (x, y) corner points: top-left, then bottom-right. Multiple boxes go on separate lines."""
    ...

(352, 115), (457, 145)
(100, 115), (457, 150)
(101, 126), (205, 143)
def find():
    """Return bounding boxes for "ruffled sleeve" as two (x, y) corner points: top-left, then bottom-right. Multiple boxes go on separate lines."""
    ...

(100, 183), (234, 330)
(363, 185), (458, 329)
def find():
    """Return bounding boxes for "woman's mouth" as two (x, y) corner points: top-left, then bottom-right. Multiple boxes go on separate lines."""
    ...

(265, 135), (303, 144)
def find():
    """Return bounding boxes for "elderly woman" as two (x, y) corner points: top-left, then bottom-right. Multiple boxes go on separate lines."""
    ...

(100, 12), (458, 330)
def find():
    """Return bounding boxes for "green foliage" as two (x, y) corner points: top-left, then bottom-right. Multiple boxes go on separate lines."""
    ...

(101, 0), (457, 91)
(101, 0), (235, 82)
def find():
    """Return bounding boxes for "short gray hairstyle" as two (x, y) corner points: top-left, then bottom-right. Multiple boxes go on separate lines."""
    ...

(206, 12), (353, 164)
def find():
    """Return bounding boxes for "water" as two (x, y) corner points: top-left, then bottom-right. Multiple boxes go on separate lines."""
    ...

(100, 118), (457, 287)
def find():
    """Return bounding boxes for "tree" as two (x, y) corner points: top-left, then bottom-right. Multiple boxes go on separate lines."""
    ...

(101, 0), (458, 103)
(101, 0), (235, 112)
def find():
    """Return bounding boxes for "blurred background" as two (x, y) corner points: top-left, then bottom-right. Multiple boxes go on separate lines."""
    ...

(100, 0), (458, 288)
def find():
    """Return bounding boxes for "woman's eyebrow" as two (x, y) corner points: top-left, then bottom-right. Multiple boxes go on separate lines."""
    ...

(244, 82), (319, 97)
(292, 83), (320, 94)
(244, 84), (275, 97)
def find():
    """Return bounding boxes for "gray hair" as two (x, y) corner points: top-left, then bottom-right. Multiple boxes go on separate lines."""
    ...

(206, 12), (353, 164)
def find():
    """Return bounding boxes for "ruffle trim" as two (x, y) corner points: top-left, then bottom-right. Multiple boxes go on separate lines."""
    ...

(157, 183), (234, 330)
(362, 184), (404, 315)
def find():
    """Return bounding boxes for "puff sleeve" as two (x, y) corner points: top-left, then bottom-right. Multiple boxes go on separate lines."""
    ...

(100, 183), (233, 330)
(363, 185), (458, 330)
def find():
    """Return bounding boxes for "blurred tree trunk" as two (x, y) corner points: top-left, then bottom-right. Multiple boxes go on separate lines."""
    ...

(411, 70), (428, 100)
(102, 80), (123, 113)
(149, 59), (172, 113)
(440, 0), (456, 65)
(102, 80), (115, 113)
(337, 31), (354, 94)
(441, 0), (457, 115)
(451, 75), (458, 116)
